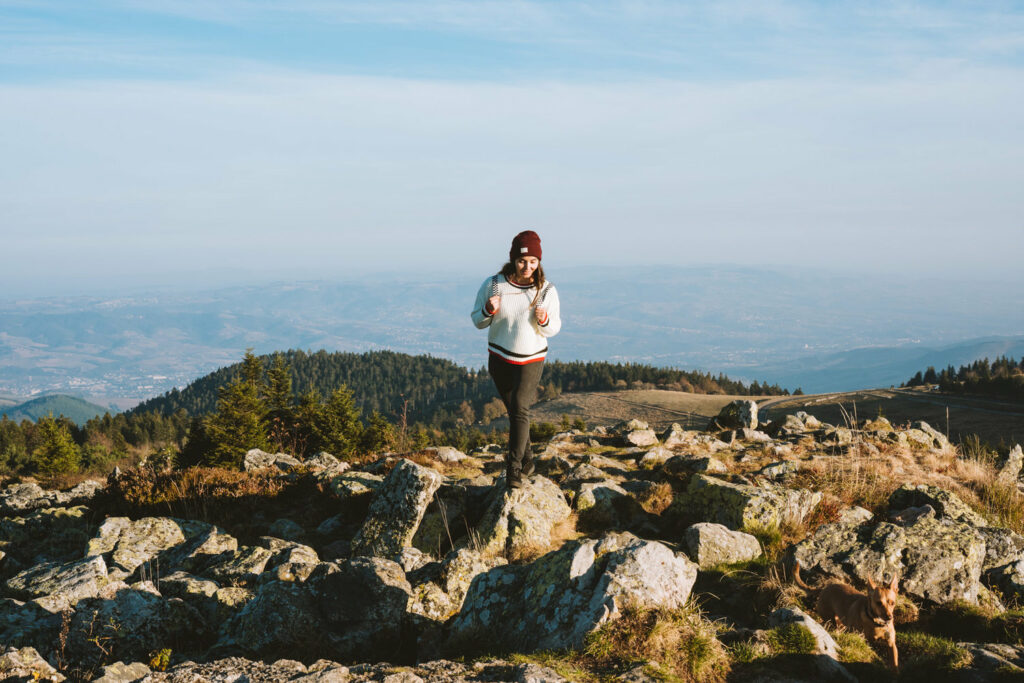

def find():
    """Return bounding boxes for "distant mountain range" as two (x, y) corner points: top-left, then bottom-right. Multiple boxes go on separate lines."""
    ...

(1, 265), (1022, 402)
(0, 394), (111, 426)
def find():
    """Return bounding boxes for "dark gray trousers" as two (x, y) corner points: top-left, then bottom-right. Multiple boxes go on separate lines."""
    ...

(488, 355), (544, 475)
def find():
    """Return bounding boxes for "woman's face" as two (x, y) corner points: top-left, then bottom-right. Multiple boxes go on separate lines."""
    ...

(515, 256), (539, 281)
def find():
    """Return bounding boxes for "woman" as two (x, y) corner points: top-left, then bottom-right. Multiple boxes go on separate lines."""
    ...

(471, 230), (562, 489)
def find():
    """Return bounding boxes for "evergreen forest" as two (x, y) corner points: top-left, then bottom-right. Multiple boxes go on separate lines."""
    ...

(1, 349), (788, 479)
(904, 356), (1024, 400)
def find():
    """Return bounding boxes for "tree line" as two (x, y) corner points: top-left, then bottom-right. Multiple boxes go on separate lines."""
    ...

(2, 349), (789, 477)
(903, 356), (1024, 400)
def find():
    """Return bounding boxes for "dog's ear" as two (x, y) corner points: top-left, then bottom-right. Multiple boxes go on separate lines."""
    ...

(867, 576), (878, 590)
(889, 575), (899, 592)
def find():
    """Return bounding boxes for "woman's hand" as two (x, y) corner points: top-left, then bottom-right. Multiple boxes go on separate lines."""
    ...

(535, 305), (548, 325)
(486, 295), (501, 315)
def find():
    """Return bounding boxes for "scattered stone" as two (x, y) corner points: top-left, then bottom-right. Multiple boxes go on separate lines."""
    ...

(621, 429), (659, 448)
(243, 448), (301, 471)
(888, 484), (988, 528)
(767, 607), (856, 682)
(5, 555), (108, 606)
(680, 474), (821, 530)
(0, 646), (65, 682)
(684, 523), (762, 568)
(473, 476), (573, 559)
(637, 446), (673, 468)
(305, 451), (345, 471)
(448, 533), (697, 653)
(997, 444), (1024, 484)
(758, 460), (799, 481)
(352, 459), (444, 559)
(324, 471), (385, 502)
(204, 546), (274, 585)
(268, 518), (306, 541)
(420, 446), (468, 463)
(92, 661), (152, 683)
(709, 400), (758, 430)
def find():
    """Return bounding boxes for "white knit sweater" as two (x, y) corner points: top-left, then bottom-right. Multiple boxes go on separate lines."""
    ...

(471, 274), (562, 364)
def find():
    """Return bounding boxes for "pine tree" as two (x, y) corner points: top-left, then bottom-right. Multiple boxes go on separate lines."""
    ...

(204, 376), (269, 469)
(32, 415), (80, 475)
(312, 386), (364, 460)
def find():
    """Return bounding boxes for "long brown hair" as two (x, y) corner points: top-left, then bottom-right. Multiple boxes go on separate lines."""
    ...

(499, 260), (546, 304)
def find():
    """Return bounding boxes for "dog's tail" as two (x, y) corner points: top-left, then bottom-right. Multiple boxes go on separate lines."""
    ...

(792, 561), (815, 592)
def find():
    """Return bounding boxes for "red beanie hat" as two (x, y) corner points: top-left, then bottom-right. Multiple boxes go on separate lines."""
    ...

(510, 230), (542, 261)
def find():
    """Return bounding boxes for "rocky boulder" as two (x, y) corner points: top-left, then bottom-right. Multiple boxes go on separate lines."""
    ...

(448, 532), (697, 654)
(5, 555), (108, 607)
(767, 608), (855, 682)
(0, 646), (65, 682)
(86, 517), (218, 581)
(709, 400), (758, 431)
(679, 474), (821, 530)
(997, 444), (1024, 484)
(473, 476), (572, 559)
(243, 448), (301, 472)
(408, 548), (507, 622)
(684, 523), (762, 569)
(888, 484), (988, 528)
(352, 458), (443, 559)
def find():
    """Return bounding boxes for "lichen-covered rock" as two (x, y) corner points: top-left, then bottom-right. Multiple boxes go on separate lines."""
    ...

(661, 423), (698, 447)
(960, 642), (1024, 673)
(86, 517), (216, 581)
(448, 533), (697, 654)
(92, 661), (152, 683)
(307, 557), (413, 662)
(473, 476), (572, 559)
(680, 474), (821, 530)
(637, 446), (673, 468)
(305, 451), (345, 471)
(352, 459), (443, 558)
(888, 484), (988, 528)
(899, 516), (986, 604)
(153, 524), (238, 575)
(710, 400), (758, 430)
(663, 455), (728, 476)
(408, 548), (507, 622)
(758, 461), (799, 481)
(684, 523), (762, 568)
(0, 504), (92, 566)
(420, 446), (468, 463)
(574, 482), (646, 530)
(0, 599), (62, 648)
(912, 421), (951, 450)
(5, 555), (108, 606)
(794, 512), (986, 605)
(977, 527), (1024, 573)
(997, 445), (1024, 484)
(243, 448), (301, 471)
(765, 414), (807, 437)
(324, 471), (385, 502)
(621, 429), (658, 448)
(204, 545), (274, 585)
(216, 579), (320, 657)
(267, 518), (306, 541)
(0, 483), (56, 515)
(67, 585), (205, 667)
(0, 646), (65, 682)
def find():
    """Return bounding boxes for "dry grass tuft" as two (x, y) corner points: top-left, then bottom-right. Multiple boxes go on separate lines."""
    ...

(583, 604), (730, 682)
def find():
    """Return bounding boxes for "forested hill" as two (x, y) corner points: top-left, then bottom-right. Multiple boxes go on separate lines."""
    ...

(130, 349), (789, 423)
(904, 356), (1024, 400)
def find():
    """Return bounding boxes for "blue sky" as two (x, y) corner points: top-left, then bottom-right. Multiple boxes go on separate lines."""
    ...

(2, 1), (1023, 295)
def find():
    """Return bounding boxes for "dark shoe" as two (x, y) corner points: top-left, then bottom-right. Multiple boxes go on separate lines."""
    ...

(507, 471), (523, 489)
(521, 457), (536, 477)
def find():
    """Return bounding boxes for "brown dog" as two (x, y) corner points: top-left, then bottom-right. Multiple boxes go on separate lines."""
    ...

(794, 563), (899, 668)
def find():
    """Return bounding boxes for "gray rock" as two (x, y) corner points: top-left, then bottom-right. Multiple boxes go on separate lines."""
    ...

(305, 451), (345, 471)
(837, 506), (873, 526)
(5, 555), (108, 606)
(153, 523), (238, 575)
(0, 483), (56, 514)
(977, 527), (1024, 572)
(758, 461), (799, 481)
(408, 548), (507, 622)
(574, 481), (645, 530)
(243, 448), (301, 471)
(622, 429), (659, 448)
(307, 557), (413, 661)
(615, 419), (650, 433)
(684, 523), (762, 568)
(961, 642), (1024, 672)
(997, 445), (1024, 484)
(711, 400), (758, 430)
(352, 458), (444, 558)
(561, 463), (607, 488)
(93, 661), (152, 683)
(204, 545), (274, 585)
(267, 518), (306, 541)
(323, 471), (385, 501)
(86, 517), (217, 581)
(420, 446), (468, 463)
(514, 662), (570, 682)
(680, 474), (821, 530)
(912, 421), (951, 450)
(888, 483), (988, 528)
(662, 423), (698, 447)
(637, 446), (673, 468)
(664, 455), (728, 475)
(473, 475), (572, 559)
(67, 585), (205, 666)
(448, 533), (697, 654)
(0, 646), (65, 682)
(0, 598), (62, 646)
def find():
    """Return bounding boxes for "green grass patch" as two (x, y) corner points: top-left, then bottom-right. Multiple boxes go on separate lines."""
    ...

(833, 631), (879, 664)
(896, 631), (973, 679)
(762, 623), (817, 656)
